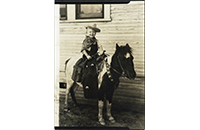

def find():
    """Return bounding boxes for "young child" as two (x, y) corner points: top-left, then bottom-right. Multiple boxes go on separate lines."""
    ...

(81, 24), (103, 59)
(73, 24), (103, 82)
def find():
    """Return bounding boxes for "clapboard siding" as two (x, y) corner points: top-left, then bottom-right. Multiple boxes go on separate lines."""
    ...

(59, 1), (144, 82)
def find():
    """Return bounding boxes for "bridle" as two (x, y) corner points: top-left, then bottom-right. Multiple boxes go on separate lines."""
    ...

(110, 55), (126, 77)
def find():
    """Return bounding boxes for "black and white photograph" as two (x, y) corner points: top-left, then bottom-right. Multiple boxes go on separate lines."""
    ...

(54, 1), (145, 129)
(2, 0), (200, 130)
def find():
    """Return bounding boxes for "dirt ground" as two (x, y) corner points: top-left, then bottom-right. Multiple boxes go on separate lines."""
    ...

(59, 91), (145, 129)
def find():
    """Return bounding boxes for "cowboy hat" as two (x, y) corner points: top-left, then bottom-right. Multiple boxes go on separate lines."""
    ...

(85, 24), (101, 32)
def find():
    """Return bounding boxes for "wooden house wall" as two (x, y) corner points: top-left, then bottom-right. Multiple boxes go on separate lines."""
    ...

(59, 77), (144, 112)
(59, 1), (144, 82)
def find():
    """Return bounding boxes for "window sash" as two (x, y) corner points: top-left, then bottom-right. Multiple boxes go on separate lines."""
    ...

(60, 4), (67, 20)
(76, 4), (104, 19)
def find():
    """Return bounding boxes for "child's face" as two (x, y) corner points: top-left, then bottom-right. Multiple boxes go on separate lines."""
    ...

(86, 28), (96, 38)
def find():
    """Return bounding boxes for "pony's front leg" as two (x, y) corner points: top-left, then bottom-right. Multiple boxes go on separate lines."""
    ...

(98, 100), (105, 125)
(106, 100), (115, 123)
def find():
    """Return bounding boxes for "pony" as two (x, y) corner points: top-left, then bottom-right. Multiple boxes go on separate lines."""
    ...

(64, 43), (136, 126)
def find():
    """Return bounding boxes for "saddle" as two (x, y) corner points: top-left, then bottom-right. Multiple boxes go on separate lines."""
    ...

(72, 53), (107, 99)
(72, 52), (107, 82)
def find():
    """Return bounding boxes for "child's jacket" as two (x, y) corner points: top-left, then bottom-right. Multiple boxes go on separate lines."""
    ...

(81, 36), (98, 57)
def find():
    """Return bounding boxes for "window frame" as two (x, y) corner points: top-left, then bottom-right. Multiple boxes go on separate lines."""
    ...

(60, 4), (111, 22)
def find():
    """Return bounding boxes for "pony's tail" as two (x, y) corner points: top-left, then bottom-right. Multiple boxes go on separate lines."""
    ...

(64, 58), (71, 74)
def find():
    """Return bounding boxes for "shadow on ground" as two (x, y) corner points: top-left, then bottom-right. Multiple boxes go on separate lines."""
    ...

(59, 94), (144, 129)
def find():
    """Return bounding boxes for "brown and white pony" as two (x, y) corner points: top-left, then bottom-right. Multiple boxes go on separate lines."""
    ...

(64, 43), (136, 125)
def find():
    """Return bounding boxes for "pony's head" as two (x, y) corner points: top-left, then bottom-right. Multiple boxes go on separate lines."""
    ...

(113, 43), (136, 79)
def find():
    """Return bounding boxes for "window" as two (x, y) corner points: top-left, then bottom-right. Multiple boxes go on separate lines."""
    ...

(76, 4), (104, 19)
(60, 4), (111, 22)
(60, 4), (67, 20)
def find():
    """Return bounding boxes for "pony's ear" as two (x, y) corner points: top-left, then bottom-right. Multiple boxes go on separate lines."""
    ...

(116, 43), (120, 49)
(126, 43), (130, 48)
(126, 43), (132, 53)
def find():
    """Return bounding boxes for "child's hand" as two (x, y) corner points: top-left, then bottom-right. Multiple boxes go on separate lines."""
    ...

(98, 45), (103, 55)
(82, 50), (92, 60)
(86, 55), (92, 60)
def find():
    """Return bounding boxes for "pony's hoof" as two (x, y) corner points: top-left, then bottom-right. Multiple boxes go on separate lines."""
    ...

(64, 108), (70, 112)
(99, 120), (105, 126)
(98, 118), (105, 126)
(108, 116), (115, 123)
(73, 103), (79, 107)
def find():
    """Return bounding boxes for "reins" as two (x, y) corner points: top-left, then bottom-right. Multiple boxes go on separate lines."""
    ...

(111, 67), (121, 75)
(117, 56), (126, 76)
(106, 55), (126, 78)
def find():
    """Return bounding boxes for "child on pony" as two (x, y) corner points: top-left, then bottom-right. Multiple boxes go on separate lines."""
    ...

(72, 24), (104, 82)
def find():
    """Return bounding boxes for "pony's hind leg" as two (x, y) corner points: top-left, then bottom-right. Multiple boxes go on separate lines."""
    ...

(70, 83), (78, 107)
(64, 88), (70, 112)
(64, 79), (74, 112)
